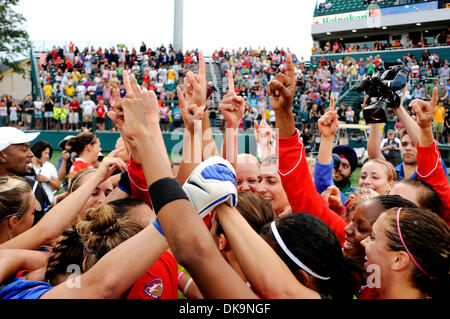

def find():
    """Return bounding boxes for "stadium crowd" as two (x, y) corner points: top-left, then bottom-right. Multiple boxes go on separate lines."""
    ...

(312, 28), (449, 55)
(0, 50), (449, 301)
(1, 41), (449, 146)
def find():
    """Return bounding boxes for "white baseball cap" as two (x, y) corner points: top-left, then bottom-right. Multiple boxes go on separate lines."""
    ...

(0, 127), (40, 152)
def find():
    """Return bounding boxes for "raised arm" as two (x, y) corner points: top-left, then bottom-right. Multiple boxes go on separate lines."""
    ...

(269, 54), (346, 244)
(0, 249), (49, 284)
(254, 109), (275, 159)
(215, 203), (319, 299)
(392, 84), (420, 146)
(175, 86), (205, 185)
(411, 87), (450, 223)
(314, 97), (348, 202)
(0, 156), (127, 250)
(117, 95), (255, 299)
(220, 69), (245, 171)
(267, 54), (296, 138)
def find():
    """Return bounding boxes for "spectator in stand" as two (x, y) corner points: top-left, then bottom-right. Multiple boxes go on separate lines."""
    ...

(330, 76), (344, 102)
(345, 106), (354, 124)
(95, 99), (108, 131)
(75, 81), (86, 103)
(60, 100), (68, 131)
(68, 96), (80, 131)
(9, 101), (20, 128)
(80, 94), (96, 130)
(43, 82), (53, 99)
(433, 101), (445, 144)
(159, 101), (169, 133)
(437, 81), (449, 107)
(380, 129), (401, 167)
(43, 97), (53, 130)
(0, 99), (8, 127)
(440, 63), (450, 83)
(411, 83), (425, 100)
(426, 79), (439, 99)
(21, 95), (34, 130)
(33, 96), (43, 130)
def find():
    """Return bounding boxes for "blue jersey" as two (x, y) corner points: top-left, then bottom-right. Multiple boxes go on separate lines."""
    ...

(0, 277), (53, 299)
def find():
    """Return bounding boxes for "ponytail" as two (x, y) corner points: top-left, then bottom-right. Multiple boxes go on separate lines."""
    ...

(67, 132), (97, 155)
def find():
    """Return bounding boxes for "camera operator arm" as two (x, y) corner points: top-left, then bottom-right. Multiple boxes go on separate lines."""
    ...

(367, 123), (386, 161)
(392, 84), (420, 146)
(392, 105), (420, 147)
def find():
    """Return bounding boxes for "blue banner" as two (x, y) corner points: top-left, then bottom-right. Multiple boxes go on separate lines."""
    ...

(372, 1), (438, 16)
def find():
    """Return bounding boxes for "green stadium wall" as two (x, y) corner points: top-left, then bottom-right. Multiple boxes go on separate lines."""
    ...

(29, 131), (258, 158)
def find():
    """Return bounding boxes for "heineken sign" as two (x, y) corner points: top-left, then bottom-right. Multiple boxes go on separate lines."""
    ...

(313, 10), (369, 24)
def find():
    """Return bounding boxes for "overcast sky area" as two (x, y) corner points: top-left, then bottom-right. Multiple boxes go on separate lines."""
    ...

(15, 0), (316, 60)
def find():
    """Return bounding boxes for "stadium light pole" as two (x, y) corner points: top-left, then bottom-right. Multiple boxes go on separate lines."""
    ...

(173, 0), (183, 52)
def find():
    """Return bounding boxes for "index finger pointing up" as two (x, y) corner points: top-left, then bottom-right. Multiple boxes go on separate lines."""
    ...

(123, 70), (133, 98)
(285, 53), (295, 80)
(227, 69), (235, 94)
(329, 96), (335, 112)
(199, 51), (206, 85)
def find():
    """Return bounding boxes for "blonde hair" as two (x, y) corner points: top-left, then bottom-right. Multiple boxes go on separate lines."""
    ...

(76, 203), (143, 271)
(68, 168), (96, 193)
(237, 153), (260, 167)
(364, 159), (397, 182)
(0, 176), (33, 224)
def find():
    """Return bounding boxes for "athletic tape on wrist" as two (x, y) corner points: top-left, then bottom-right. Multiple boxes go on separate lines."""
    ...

(148, 177), (189, 215)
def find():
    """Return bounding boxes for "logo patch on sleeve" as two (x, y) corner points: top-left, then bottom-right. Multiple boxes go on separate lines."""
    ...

(144, 278), (164, 299)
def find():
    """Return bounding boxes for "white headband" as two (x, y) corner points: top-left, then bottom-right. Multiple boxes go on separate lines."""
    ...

(270, 221), (331, 281)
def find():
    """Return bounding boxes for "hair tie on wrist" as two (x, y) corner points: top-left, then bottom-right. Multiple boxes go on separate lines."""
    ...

(183, 277), (193, 296)
(177, 271), (184, 283)
(148, 177), (189, 214)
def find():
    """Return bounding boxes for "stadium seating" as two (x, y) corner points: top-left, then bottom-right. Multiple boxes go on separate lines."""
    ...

(314, 0), (395, 17)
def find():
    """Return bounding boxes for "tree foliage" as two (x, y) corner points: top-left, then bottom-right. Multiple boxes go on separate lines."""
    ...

(0, 0), (30, 76)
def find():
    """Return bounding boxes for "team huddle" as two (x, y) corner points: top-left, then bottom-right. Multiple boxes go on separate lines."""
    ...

(0, 53), (448, 300)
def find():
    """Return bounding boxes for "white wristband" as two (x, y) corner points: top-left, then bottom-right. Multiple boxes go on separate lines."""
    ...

(183, 277), (193, 296)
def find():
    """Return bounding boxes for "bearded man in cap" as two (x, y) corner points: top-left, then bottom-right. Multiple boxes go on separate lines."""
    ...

(331, 145), (358, 198)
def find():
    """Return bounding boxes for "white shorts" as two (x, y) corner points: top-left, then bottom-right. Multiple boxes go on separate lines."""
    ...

(69, 112), (79, 124)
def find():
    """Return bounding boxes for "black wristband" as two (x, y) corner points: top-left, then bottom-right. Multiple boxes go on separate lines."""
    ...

(117, 171), (132, 195)
(148, 177), (189, 214)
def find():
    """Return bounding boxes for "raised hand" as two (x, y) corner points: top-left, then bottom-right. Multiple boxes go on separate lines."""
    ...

(182, 52), (206, 107)
(321, 185), (343, 214)
(254, 109), (272, 150)
(318, 96), (338, 138)
(219, 70), (245, 129)
(178, 86), (205, 134)
(123, 70), (160, 124)
(266, 53), (296, 112)
(94, 156), (128, 183)
(410, 87), (438, 129)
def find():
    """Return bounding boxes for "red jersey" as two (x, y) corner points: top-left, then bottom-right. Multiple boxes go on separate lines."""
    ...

(278, 130), (346, 245)
(69, 158), (94, 178)
(126, 251), (178, 299)
(416, 141), (450, 224)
